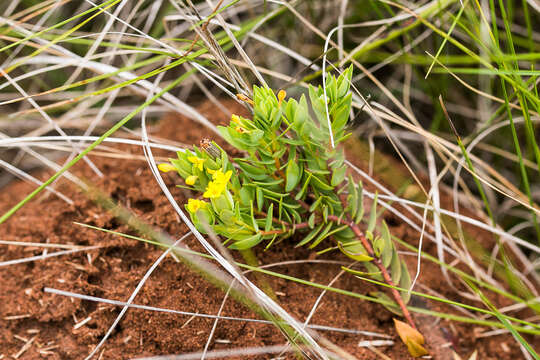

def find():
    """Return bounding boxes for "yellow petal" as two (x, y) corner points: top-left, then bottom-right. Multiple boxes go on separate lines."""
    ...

(231, 114), (241, 124)
(187, 156), (205, 171)
(203, 181), (225, 198)
(187, 199), (199, 212)
(158, 163), (176, 173)
(187, 199), (207, 213)
(185, 175), (198, 185)
(212, 169), (232, 185)
(277, 89), (286, 105)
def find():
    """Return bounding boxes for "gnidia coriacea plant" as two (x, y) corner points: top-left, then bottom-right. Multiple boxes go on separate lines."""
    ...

(159, 66), (426, 355)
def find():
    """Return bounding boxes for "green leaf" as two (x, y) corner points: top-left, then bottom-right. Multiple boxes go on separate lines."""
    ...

(342, 266), (381, 277)
(219, 209), (236, 224)
(338, 241), (373, 262)
(371, 291), (401, 316)
(295, 173), (311, 200)
(229, 233), (263, 250)
(217, 126), (243, 149)
(285, 159), (301, 192)
(309, 172), (334, 191)
(253, 179), (284, 186)
(346, 175), (358, 218)
(390, 251), (402, 285)
(311, 224), (348, 249)
(331, 166), (347, 187)
(322, 205), (329, 223)
(309, 196), (322, 212)
(256, 187), (263, 211)
(380, 221), (394, 268)
(399, 261), (412, 304)
(239, 187), (252, 206)
(373, 236), (385, 258)
(260, 187), (288, 197)
(333, 227), (355, 243)
(280, 137), (304, 145)
(264, 203), (273, 232)
(365, 262), (383, 281)
(355, 182), (365, 223)
(296, 223), (324, 247)
(367, 192), (378, 234)
(337, 65), (353, 97)
(308, 212), (316, 229)
(250, 201), (259, 232)
(309, 222), (334, 248)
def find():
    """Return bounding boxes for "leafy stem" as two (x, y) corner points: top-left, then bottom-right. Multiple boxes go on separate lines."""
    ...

(257, 211), (417, 329)
(161, 66), (420, 348)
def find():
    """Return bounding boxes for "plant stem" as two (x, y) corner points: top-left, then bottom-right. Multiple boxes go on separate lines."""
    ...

(258, 213), (418, 329)
(329, 215), (417, 330)
(240, 248), (278, 301)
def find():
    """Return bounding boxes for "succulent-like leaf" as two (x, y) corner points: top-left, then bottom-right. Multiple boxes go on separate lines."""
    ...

(373, 236), (385, 258)
(296, 223), (324, 247)
(229, 233), (263, 250)
(338, 240), (373, 262)
(380, 221), (394, 268)
(285, 160), (301, 192)
(390, 251), (402, 285)
(399, 261), (412, 304)
(256, 187), (263, 212)
(354, 181), (365, 223)
(295, 173), (311, 200)
(367, 192), (378, 234)
(310, 224), (348, 249)
(308, 212), (316, 229)
(331, 166), (347, 187)
(309, 222), (334, 248)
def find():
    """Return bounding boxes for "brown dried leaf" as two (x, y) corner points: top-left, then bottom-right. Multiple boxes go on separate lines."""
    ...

(393, 318), (429, 357)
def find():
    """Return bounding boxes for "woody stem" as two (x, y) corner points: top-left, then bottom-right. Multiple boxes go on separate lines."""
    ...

(258, 205), (417, 329)
(328, 215), (417, 329)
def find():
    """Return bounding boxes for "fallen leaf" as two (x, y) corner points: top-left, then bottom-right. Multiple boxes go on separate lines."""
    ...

(393, 318), (429, 357)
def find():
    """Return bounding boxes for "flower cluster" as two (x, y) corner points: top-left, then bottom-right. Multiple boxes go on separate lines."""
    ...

(204, 169), (232, 198)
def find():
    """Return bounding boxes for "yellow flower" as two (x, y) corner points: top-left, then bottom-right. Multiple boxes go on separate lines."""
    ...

(185, 175), (198, 185)
(203, 181), (227, 199)
(188, 156), (205, 171)
(212, 169), (232, 185)
(231, 114), (241, 124)
(187, 198), (207, 213)
(158, 163), (176, 173)
(277, 89), (286, 106)
(201, 169), (232, 198)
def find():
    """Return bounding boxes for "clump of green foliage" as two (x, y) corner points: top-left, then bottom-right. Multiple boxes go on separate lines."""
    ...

(160, 67), (421, 341)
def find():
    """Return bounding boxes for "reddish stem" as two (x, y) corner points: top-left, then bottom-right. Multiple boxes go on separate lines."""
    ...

(329, 215), (417, 330)
(257, 203), (417, 329)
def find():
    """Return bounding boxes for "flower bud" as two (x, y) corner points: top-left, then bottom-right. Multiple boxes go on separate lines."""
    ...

(158, 163), (176, 173)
